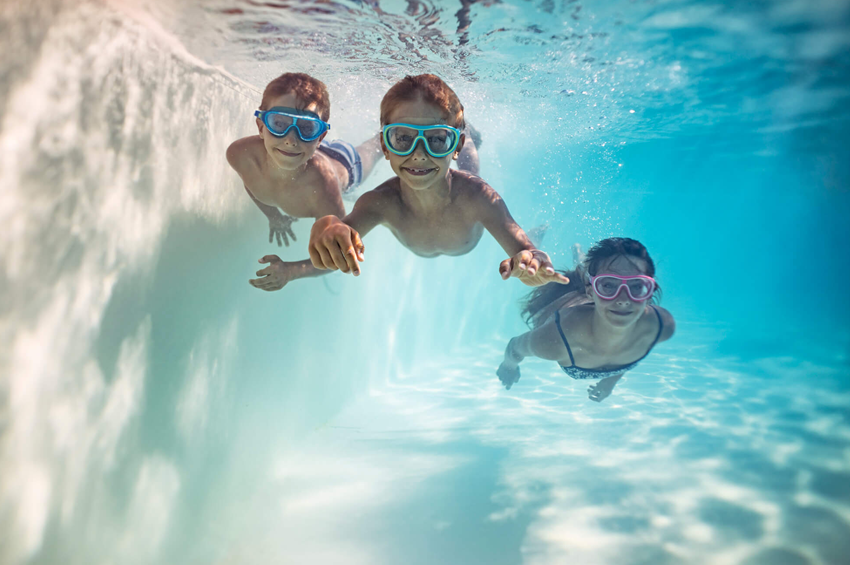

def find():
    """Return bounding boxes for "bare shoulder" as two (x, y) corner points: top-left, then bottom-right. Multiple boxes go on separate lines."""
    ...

(353, 177), (402, 211)
(451, 169), (498, 200)
(557, 302), (593, 331)
(226, 136), (264, 173)
(650, 305), (676, 342)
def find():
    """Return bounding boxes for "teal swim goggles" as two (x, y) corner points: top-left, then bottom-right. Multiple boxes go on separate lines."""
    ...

(254, 106), (330, 142)
(382, 123), (462, 158)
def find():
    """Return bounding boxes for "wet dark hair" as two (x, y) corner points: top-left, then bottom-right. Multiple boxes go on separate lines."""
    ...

(521, 237), (661, 326)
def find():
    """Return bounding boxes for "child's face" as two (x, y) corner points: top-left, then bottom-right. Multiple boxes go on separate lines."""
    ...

(588, 255), (651, 328)
(257, 92), (327, 170)
(383, 97), (464, 191)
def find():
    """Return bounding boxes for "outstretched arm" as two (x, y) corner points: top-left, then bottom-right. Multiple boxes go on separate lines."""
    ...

(308, 189), (387, 276)
(248, 256), (329, 292)
(243, 186), (300, 247)
(474, 183), (569, 287)
(497, 319), (568, 389)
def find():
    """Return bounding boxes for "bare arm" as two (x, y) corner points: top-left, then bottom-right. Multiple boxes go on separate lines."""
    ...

(248, 256), (329, 292)
(227, 139), (299, 247)
(311, 170), (346, 219)
(308, 188), (391, 275)
(470, 179), (568, 286)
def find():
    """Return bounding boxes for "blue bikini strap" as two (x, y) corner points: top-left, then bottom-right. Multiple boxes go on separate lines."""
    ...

(554, 310), (576, 367)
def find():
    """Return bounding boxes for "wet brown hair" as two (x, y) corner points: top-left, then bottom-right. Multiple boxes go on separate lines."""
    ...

(260, 73), (330, 121)
(380, 74), (465, 130)
(521, 238), (661, 326)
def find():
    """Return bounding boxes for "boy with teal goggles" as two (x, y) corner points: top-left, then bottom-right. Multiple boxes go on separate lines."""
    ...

(254, 107), (330, 142)
(382, 123), (462, 158)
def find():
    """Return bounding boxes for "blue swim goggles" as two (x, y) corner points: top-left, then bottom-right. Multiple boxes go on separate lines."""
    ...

(382, 123), (462, 158)
(254, 106), (330, 142)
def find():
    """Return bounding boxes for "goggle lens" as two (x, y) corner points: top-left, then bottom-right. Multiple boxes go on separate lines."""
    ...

(384, 125), (459, 157)
(593, 275), (655, 301)
(256, 108), (328, 141)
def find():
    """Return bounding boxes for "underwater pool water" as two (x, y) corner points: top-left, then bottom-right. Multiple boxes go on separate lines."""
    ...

(1, 0), (849, 563)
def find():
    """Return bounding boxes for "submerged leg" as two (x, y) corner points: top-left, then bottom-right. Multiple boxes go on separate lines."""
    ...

(355, 133), (383, 184)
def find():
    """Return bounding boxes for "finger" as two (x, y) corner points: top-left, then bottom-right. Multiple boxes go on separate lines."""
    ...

(316, 245), (338, 271)
(288, 226), (298, 242)
(255, 267), (271, 276)
(308, 244), (325, 269)
(328, 243), (351, 273)
(277, 230), (284, 247)
(334, 234), (361, 274)
(538, 255), (556, 276)
(526, 256), (541, 276)
(499, 258), (511, 280)
(269, 228), (273, 244)
(512, 250), (534, 275)
(342, 244), (362, 275)
(351, 230), (365, 261)
(250, 276), (279, 291)
(259, 255), (275, 264)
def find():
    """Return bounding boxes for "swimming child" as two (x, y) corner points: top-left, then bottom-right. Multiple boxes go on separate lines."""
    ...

(226, 72), (382, 248)
(304, 74), (567, 288)
(497, 238), (675, 402)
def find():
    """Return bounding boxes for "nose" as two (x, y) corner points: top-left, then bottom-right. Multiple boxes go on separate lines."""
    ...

(614, 287), (632, 305)
(281, 126), (300, 144)
(410, 139), (429, 158)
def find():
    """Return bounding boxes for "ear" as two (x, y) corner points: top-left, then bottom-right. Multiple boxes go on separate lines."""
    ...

(380, 136), (391, 160)
(453, 133), (466, 160)
(256, 117), (264, 136)
(317, 131), (328, 143)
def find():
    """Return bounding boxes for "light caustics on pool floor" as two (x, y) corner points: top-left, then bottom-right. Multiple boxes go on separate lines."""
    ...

(2, 0), (850, 564)
(174, 339), (850, 565)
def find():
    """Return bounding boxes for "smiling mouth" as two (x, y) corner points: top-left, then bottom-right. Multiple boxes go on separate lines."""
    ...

(609, 310), (632, 316)
(403, 167), (437, 176)
(276, 148), (301, 157)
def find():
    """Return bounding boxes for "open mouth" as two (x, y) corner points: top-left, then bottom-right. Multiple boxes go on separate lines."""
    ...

(276, 148), (301, 157)
(402, 167), (437, 176)
(609, 310), (632, 316)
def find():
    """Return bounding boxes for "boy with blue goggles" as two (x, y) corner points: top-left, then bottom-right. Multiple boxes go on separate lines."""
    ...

(227, 72), (385, 292)
(254, 107), (330, 142)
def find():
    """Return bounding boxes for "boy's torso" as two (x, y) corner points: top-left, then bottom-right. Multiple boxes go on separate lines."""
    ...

(238, 137), (347, 218)
(373, 170), (488, 258)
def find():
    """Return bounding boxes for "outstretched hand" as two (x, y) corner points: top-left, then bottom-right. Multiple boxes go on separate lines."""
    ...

(308, 215), (365, 275)
(499, 249), (570, 287)
(249, 255), (293, 291)
(588, 377), (618, 403)
(269, 214), (298, 247)
(497, 362), (521, 390)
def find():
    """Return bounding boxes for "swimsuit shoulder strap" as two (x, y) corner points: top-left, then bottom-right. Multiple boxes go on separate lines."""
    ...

(650, 305), (664, 346)
(554, 310), (577, 367)
(633, 306), (665, 363)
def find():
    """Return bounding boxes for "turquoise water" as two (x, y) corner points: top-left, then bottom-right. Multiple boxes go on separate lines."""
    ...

(2, 0), (849, 563)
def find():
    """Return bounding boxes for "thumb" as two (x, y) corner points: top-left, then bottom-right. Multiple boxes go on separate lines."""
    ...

(259, 255), (274, 264)
(352, 230), (365, 260)
(499, 258), (511, 279)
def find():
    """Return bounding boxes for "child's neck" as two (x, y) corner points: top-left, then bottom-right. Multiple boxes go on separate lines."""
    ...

(264, 153), (310, 184)
(399, 169), (453, 213)
(588, 309), (638, 351)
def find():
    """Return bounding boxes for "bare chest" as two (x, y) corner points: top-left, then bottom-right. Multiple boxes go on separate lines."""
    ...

(386, 208), (485, 257)
(246, 166), (337, 219)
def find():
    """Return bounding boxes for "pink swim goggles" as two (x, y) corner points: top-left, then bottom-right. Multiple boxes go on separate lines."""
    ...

(590, 274), (656, 301)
